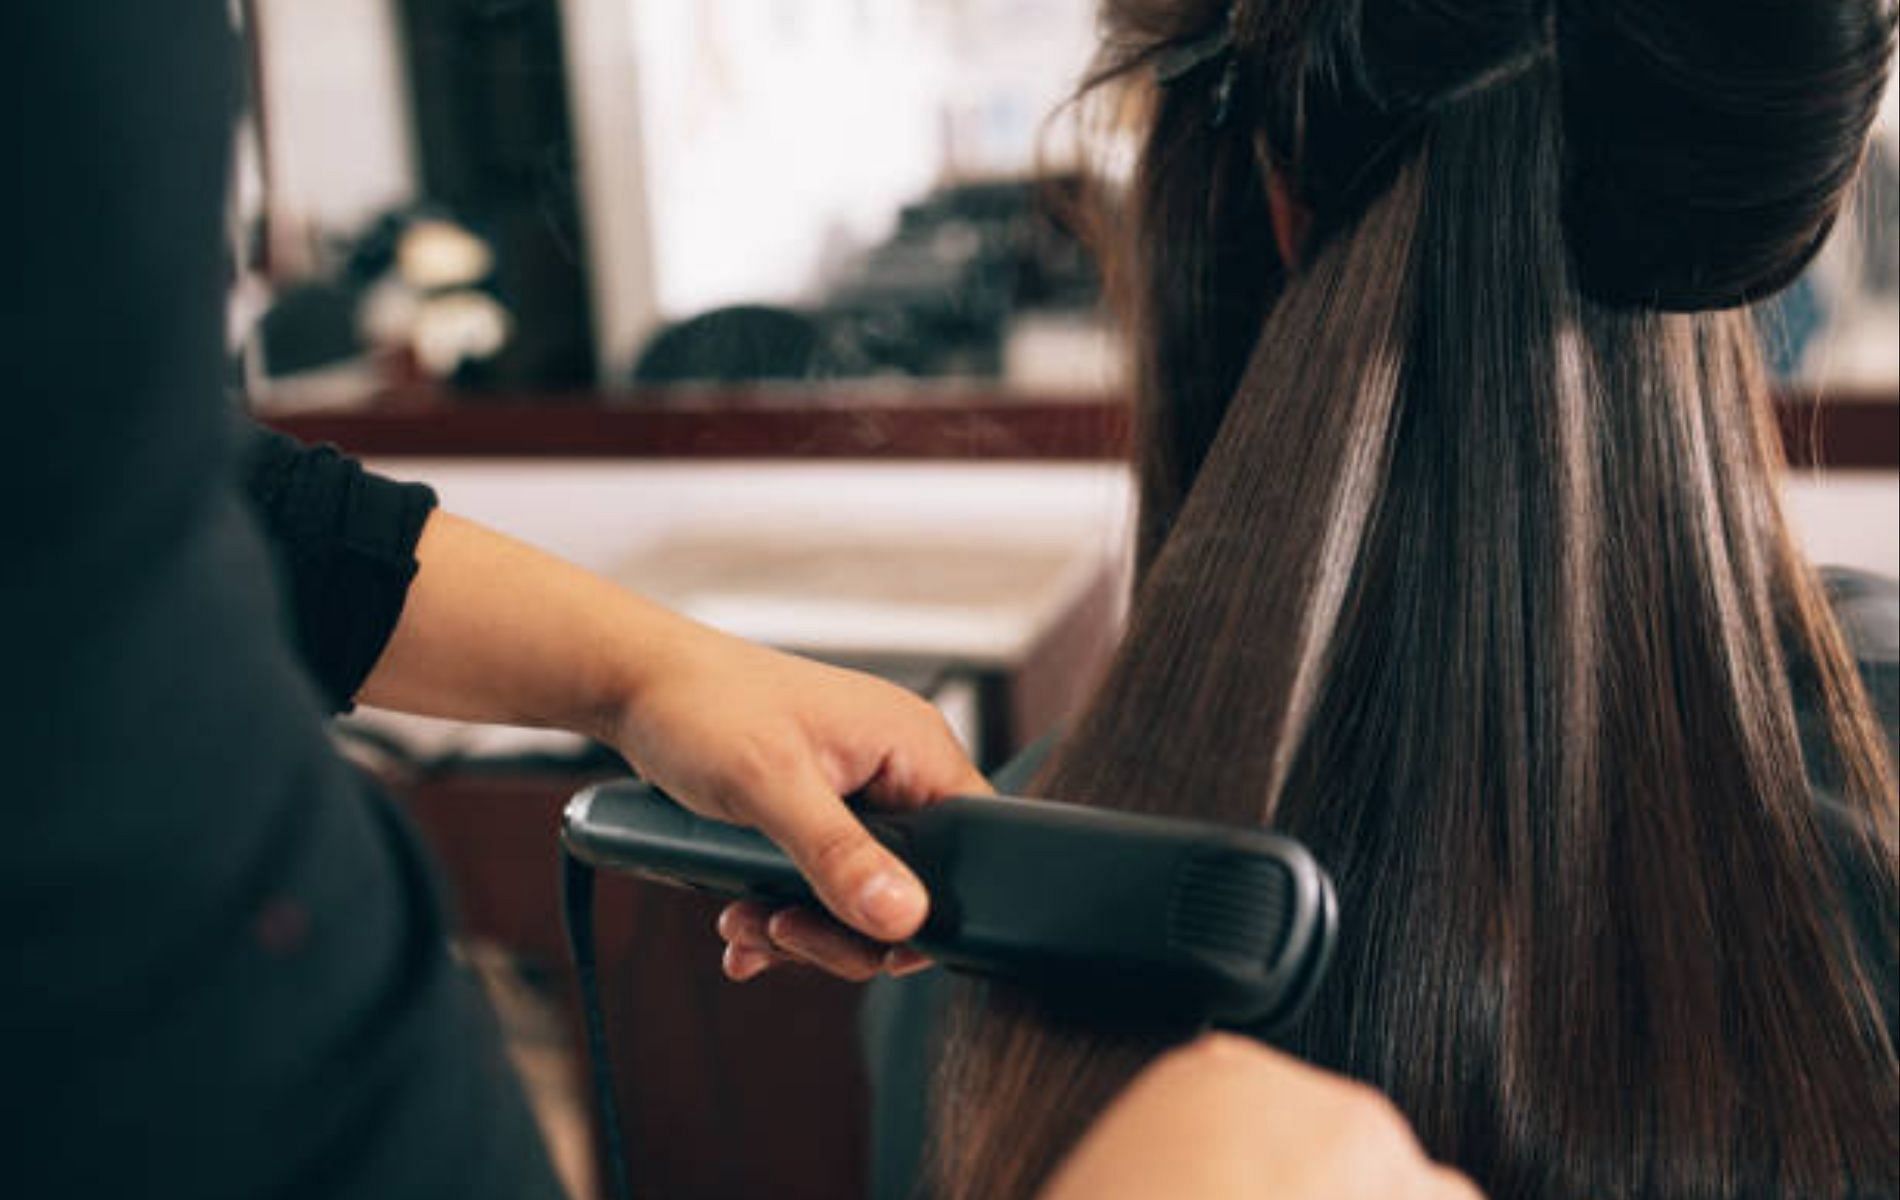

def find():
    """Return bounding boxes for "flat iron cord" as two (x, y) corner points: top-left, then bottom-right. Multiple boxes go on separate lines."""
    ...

(560, 850), (636, 1200)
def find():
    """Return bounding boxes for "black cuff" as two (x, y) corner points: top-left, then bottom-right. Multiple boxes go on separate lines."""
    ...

(242, 425), (438, 713)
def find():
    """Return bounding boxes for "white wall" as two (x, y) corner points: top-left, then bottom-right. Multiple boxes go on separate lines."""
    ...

(253, 0), (418, 237)
(379, 459), (1136, 578)
(371, 460), (1897, 585)
(935, 0), (1099, 176)
(1783, 471), (1900, 579)
(625, 0), (951, 318)
(560, 0), (663, 378)
(613, 0), (1097, 325)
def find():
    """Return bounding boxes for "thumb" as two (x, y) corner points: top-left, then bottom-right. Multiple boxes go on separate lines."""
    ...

(751, 768), (929, 942)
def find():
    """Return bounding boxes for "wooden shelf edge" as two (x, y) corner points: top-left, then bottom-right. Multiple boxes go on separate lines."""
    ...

(262, 388), (1898, 468)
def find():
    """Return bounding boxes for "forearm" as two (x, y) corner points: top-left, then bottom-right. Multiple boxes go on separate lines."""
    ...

(360, 509), (983, 946)
(356, 510), (703, 743)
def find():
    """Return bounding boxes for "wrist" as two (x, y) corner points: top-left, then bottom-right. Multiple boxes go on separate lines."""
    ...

(581, 597), (717, 755)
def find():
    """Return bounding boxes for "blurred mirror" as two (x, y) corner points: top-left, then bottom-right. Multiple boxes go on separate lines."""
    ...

(238, 0), (1116, 407)
(239, 1), (1895, 409)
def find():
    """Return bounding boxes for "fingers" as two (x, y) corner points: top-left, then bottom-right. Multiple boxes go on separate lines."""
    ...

(722, 942), (776, 982)
(918, 733), (992, 801)
(716, 902), (935, 983)
(717, 903), (785, 981)
(765, 908), (892, 982)
(857, 698), (993, 810)
(749, 766), (930, 942)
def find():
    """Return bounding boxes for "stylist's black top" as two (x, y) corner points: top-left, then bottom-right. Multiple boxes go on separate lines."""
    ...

(4, 5), (560, 1196)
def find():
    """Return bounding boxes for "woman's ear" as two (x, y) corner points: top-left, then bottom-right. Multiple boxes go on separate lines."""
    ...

(1258, 143), (1313, 269)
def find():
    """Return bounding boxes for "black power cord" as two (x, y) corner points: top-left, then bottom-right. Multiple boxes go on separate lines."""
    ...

(560, 851), (635, 1200)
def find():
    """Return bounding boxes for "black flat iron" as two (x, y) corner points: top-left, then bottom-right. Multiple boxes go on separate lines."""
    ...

(563, 782), (1337, 1032)
(560, 783), (1338, 1199)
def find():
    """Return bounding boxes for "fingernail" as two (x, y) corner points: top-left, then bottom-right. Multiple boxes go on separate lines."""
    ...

(769, 926), (817, 962)
(723, 944), (771, 981)
(884, 946), (932, 975)
(856, 871), (924, 936)
(765, 909), (806, 949)
(729, 930), (775, 955)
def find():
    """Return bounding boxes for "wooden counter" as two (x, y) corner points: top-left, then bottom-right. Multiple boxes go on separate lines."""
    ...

(263, 385), (1898, 468)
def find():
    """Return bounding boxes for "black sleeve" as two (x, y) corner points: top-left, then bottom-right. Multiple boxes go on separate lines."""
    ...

(240, 423), (439, 712)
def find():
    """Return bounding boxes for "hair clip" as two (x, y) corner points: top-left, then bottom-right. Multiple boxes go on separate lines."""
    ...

(1153, 8), (1242, 128)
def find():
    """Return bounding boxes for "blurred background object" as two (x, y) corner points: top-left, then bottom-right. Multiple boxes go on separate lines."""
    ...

(233, 0), (1894, 406)
(1759, 73), (1899, 387)
(240, 0), (593, 394)
(629, 178), (1102, 387)
(237, 0), (1119, 402)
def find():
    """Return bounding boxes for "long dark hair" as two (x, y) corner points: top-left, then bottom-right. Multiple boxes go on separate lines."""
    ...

(930, 1), (1900, 1196)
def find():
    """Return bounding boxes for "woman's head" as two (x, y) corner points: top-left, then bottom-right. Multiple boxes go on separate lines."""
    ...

(930, 2), (1898, 1197)
(1105, 0), (1897, 561)
(1115, 0), (1893, 284)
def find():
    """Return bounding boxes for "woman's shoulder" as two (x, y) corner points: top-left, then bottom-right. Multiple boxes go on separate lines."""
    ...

(1800, 565), (1894, 843)
(1819, 566), (1898, 669)
(1815, 566), (1898, 760)
(1809, 567), (1896, 1040)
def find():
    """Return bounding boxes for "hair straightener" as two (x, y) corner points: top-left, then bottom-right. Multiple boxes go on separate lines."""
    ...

(563, 782), (1338, 1031)
(560, 782), (1338, 1200)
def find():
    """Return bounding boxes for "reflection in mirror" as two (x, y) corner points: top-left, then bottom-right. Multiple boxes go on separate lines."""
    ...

(241, 0), (599, 396)
(239, 0), (1116, 407)
(239, 2), (1896, 436)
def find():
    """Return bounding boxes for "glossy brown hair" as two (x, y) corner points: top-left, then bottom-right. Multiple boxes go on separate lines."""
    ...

(928, 1), (1900, 1196)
